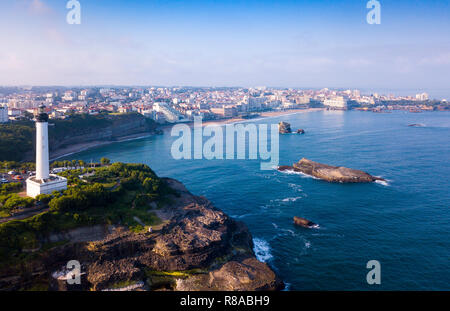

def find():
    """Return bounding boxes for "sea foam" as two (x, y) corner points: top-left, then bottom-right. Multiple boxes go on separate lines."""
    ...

(375, 178), (390, 186)
(253, 238), (273, 263)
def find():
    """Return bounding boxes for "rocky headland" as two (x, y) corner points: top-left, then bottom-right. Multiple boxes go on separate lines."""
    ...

(279, 158), (385, 183)
(0, 178), (283, 291)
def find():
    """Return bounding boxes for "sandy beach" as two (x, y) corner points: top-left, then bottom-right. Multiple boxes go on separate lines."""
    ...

(201, 108), (324, 126)
(49, 108), (324, 160)
(49, 132), (154, 161)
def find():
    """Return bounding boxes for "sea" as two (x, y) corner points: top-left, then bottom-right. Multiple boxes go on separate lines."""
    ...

(62, 110), (450, 290)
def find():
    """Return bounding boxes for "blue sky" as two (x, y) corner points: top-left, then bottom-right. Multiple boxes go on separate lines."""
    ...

(0, 0), (449, 96)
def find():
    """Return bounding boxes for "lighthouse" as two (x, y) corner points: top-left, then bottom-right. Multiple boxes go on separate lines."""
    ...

(26, 105), (67, 198)
(35, 105), (50, 180)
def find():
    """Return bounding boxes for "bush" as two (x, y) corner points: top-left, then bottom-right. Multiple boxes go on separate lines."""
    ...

(2, 195), (34, 211)
(0, 182), (22, 195)
(100, 157), (111, 165)
(36, 194), (52, 205)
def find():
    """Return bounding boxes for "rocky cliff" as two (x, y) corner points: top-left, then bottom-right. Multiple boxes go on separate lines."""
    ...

(20, 113), (158, 161)
(0, 179), (283, 291)
(279, 158), (385, 183)
(50, 113), (155, 150)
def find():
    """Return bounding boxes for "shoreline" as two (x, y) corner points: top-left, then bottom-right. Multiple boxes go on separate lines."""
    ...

(202, 108), (325, 127)
(50, 108), (324, 161)
(49, 132), (154, 161)
(159, 107), (326, 129)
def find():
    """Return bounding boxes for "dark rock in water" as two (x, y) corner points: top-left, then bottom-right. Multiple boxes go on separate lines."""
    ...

(278, 158), (385, 183)
(293, 216), (318, 229)
(296, 129), (305, 134)
(277, 165), (293, 172)
(278, 122), (292, 134)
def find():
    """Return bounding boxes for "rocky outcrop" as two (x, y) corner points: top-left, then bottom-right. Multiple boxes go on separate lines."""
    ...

(278, 122), (292, 134)
(176, 257), (281, 291)
(279, 158), (385, 183)
(293, 216), (318, 229)
(0, 179), (283, 291)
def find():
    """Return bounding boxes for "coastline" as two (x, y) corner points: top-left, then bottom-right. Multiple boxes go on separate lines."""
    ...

(50, 108), (324, 161)
(201, 108), (325, 127)
(49, 132), (154, 161)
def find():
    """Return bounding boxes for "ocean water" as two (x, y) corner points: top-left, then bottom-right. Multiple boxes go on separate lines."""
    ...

(63, 111), (450, 290)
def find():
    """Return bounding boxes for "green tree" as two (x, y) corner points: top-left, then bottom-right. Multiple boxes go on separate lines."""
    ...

(100, 157), (111, 166)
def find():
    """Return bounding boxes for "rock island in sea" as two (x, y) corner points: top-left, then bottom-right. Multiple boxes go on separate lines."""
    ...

(279, 158), (385, 183)
(0, 161), (283, 291)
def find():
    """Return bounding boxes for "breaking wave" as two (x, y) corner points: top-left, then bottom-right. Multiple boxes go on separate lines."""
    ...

(281, 196), (302, 202)
(375, 178), (390, 186)
(279, 169), (320, 180)
(253, 238), (273, 263)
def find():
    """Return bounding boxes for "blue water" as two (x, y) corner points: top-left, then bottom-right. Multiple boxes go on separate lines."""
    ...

(63, 111), (450, 290)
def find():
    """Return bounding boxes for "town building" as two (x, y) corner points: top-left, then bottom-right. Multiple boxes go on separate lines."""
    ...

(324, 96), (348, 110)
(0, 105), (8, 123)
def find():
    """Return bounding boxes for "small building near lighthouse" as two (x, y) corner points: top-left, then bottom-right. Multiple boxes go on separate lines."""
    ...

(26, 105), (67, 198)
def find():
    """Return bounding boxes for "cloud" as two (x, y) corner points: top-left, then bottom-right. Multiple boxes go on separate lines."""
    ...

(28, 0), (52, 15)
(420, 53), (450, 66)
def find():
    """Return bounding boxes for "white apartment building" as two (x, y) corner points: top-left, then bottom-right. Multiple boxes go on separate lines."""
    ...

(153, 102), (183, 123)
(416, 93), (429, 101)
(0, 105), (8, 123)
(324, 96), (348, 110)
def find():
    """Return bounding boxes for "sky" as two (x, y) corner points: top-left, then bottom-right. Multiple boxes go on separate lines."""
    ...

(0, 0), (449, 97)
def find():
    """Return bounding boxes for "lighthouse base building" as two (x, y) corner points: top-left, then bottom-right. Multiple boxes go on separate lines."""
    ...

(26, 175), (67, 198)
(26, 105), (67, 198)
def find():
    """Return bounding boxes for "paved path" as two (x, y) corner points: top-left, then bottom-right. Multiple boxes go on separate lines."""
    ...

(0, 206), (49, 223)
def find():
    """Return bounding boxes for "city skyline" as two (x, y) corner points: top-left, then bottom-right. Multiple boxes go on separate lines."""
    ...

(0, 0), (449, 94)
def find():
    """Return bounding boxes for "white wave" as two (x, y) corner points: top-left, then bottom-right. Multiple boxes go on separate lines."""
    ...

(288, 183), (303, 192)
(375, 178), (390, 186)
(280, 169), (320, 180)
(305, 241), (311, 248)
(279, 169), (303, 175)
(253, 238), (273, 263)
(272, 223), (278, 229)
(282, 283), (291, 291)
(281, 196), (302, 202)
(297, 172), (321, 180)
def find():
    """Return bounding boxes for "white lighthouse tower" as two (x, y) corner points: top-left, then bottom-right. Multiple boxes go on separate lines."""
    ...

(26, 105), (67, 198)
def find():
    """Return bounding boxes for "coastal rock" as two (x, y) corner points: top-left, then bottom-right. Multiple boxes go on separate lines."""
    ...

(278, 122), (292, 134)
(279, 158), (385, 183)
(176, 257), (283, 291)
(293, 216), (318, 229)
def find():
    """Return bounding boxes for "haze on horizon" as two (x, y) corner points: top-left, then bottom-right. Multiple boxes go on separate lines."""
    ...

(0, 0), (449, 96)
